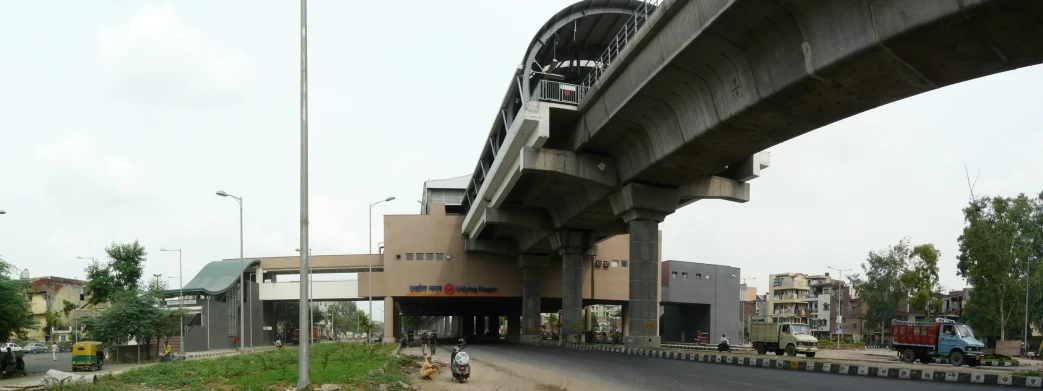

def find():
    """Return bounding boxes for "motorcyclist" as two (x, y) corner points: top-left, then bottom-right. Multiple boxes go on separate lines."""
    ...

(718, 334), (731, 352)
(275, 335), (283, 349)
(163, 341), (173, 360)
(3, 348), (16, 377)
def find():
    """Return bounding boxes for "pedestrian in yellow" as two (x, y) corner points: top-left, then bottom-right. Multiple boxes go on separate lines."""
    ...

(420, 355), (439, 380)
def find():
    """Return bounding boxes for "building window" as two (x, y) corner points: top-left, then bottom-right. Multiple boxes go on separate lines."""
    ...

(611, 260), (619, 267)
(621, 261), (628, 267)
(436, 253), (444, 260)
(59, 335), (67, 342)
(406, 253), (414, 261)
(426, 253), (434, 260)
(681, 272), (689, 279)
(671, 271), (677, 278)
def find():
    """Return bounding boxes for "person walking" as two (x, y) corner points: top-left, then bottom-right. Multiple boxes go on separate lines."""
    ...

(430, 332), (438, 356)
(51, 342), (58, 361)
(421, 332), (429, 356)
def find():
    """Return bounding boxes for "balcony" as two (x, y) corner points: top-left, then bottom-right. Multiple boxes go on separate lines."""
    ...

(533, 80), (588, 105)
(773, 294), (806, 304)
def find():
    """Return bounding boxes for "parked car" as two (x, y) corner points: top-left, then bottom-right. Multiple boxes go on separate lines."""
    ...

(22, 343), (47, 354)
(0, 343), (22, 353)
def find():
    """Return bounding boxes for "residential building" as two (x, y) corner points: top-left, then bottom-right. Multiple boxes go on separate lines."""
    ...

(805, 274), (834, 338)
(23, 276), (86, 343)
(766, 273), (810, 323)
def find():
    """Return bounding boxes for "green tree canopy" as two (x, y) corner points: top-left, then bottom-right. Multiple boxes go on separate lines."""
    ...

(901, 243), (944, 317)
(0, 260), (36, 342)
(85, 241), (147, 305)
(80, 287), (185, 360)
(849, 239), (910, 336)
(957, 193), (1043, 340)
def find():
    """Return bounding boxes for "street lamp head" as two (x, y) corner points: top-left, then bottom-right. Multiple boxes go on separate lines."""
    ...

(0, 209), (5, 214)
(216, 190), (229, 197)
(385, 196), (395, 202)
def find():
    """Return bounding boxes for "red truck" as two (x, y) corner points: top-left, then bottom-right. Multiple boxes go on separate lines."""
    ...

(291, 327), (320, 344)
(891, 318), (985, 366)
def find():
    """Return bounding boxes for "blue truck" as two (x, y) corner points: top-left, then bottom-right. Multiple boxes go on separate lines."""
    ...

(891, 318), (985, 366)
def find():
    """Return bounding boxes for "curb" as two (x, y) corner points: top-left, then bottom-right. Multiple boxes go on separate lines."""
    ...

(661, 343), (753, 353)
(547, 343), (1042, 388)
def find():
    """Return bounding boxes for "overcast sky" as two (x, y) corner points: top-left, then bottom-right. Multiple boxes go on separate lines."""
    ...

(1, 1), (1041, 311)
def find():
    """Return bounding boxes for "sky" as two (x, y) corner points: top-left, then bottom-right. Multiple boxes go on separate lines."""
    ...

(0, 1), (1041, 312)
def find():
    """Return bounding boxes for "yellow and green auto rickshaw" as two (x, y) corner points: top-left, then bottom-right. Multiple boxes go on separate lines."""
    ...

(71, 341), (105, 372)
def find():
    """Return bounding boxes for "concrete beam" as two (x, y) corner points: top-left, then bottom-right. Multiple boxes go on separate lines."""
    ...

(608, 182), (680, 223)
(520, 147), (618, 189)
(717, 152), (771, 183)
(484, 207), (554, 230)
(548, 229), (595, 256)
(463, 239), (518, 257)
(678, 175), (750, 208)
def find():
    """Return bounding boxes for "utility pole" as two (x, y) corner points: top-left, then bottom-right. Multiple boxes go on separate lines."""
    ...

(827, 266), (851, 349)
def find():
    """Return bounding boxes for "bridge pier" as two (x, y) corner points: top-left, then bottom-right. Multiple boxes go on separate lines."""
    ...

(519, 254), (549, 343)
(610, 183), (679, 349)
(488, 315), (500, 340)
(550, 229), (593, 344)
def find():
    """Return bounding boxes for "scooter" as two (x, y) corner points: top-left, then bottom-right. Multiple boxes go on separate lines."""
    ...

(450, 339), (470, 383)
(275, 339), (284, 350)
(2, 356), (27, 378)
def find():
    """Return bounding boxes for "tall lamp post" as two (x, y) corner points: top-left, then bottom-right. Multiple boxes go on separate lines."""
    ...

(740, 277), (756, 343)
(296, 248), (314, 344)
(368, 196), (395, 346)
(216, 190), (246, 355)
(161, 249), (184, 354)
(75, 256), (96, 343)
(827, 266), (851, 349)
(0, 209), (5, 214)
(297, 0), (311, 386)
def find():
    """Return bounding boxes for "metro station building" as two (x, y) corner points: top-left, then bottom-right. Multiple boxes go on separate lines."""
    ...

(166, 175), (740, 352)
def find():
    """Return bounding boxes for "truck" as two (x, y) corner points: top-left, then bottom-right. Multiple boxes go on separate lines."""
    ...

(891, 318), (985, 366)
(751, 322), (819, 357)
(291, 327), (320, 345)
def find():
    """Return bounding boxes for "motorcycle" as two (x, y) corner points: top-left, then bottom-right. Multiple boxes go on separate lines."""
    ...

(717, 339), (732, 352)
(450, 339), (470, 383)
(275, 339), (284, 350)
(159, 354), (185, 363)
(1, 356), (26, 378)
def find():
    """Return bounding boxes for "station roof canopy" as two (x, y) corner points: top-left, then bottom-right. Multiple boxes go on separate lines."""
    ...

(165, 259), (259, 296)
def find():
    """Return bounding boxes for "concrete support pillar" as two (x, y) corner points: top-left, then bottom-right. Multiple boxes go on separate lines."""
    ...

(610, 183), (679, 349)
(506, 315), (521, 342)
(383, 297), (398, 344)
(462, 315), (475, 338)
(519, 254), (550, 343)
(585, 306), (592, 331)
(451, 316), (462, 338)
(488, 315), (501, 340)
(622, 302), (631, 337)
(550, 230), (593, 344)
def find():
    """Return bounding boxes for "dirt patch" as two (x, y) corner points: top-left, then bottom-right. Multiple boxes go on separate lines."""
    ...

(402, 347), (584, 391)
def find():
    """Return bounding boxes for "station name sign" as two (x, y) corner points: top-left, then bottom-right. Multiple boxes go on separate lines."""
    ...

(406, 283), (503, 296)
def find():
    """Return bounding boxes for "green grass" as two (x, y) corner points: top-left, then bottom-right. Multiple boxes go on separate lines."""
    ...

(1013, 370), (1040, 377)
(50, 343), (414, 391)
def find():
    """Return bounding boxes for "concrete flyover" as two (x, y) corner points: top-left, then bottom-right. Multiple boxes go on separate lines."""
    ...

(459, 0), (1043, 348)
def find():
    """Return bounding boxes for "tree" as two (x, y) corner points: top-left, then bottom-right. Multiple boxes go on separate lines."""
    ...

(80, 287), (185, 360)
(849, 239), (909, 341)
(0, 259), (36, 342)
(84, 241), (147, 305)
(958, 193), (1043, 340)
(402, 316), (424, 332)
(62, 300), (77, 317)
(901, 243), (944, 317)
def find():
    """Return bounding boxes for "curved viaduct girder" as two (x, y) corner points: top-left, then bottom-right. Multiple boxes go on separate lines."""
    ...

(574, 0), (1043, 190)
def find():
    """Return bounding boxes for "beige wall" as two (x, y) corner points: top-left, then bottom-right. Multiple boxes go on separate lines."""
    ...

(26, 278), (85, 342)
(382, 212), (662, 301)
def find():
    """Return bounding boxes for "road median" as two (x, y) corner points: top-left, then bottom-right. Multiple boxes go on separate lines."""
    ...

(539, 342), (1043, 388)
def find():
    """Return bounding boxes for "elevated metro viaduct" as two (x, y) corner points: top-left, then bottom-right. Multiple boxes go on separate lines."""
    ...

(454, 0), (1043, 349)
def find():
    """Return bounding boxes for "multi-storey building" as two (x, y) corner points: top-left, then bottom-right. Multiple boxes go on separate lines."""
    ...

(805, 274), (834, 338)
(766, 273), (810, 324)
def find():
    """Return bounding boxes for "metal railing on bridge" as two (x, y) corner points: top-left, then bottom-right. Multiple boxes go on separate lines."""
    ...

(578, 0), (661, 102)
(534, 80), (587, 105)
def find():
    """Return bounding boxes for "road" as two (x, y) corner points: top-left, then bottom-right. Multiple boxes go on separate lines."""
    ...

(0, 351), (143, 388)
(462, 343), (995, 391)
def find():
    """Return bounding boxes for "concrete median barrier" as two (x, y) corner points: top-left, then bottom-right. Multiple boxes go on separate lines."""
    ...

(541, 342), (1042, 388)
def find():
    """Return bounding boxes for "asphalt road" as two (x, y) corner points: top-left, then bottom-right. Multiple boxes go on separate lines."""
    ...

(0, 351), (140, 387)
(465, 343), (995, 391)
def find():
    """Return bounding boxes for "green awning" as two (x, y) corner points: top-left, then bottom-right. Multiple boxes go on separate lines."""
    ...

(165, 259), (259, 296)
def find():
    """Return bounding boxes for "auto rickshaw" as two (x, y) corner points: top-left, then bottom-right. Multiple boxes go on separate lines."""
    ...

(71, 341), (105, 372)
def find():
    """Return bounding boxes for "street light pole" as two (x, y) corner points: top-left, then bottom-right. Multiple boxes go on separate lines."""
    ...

(368, 196), (395, 347)
(296, 248), (314, 345)
(161, 249), (184, 354)
(75, 256), (96, 344)
(827, 266), (851, 349)
(216, 191), (246, 355)
(1025, 257), (1031, 352)
(297, 0), (311, 387)
(740, 277), (756, 343)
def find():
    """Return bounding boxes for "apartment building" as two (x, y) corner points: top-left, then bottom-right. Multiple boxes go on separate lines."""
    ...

(766, 273), (810, 324)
